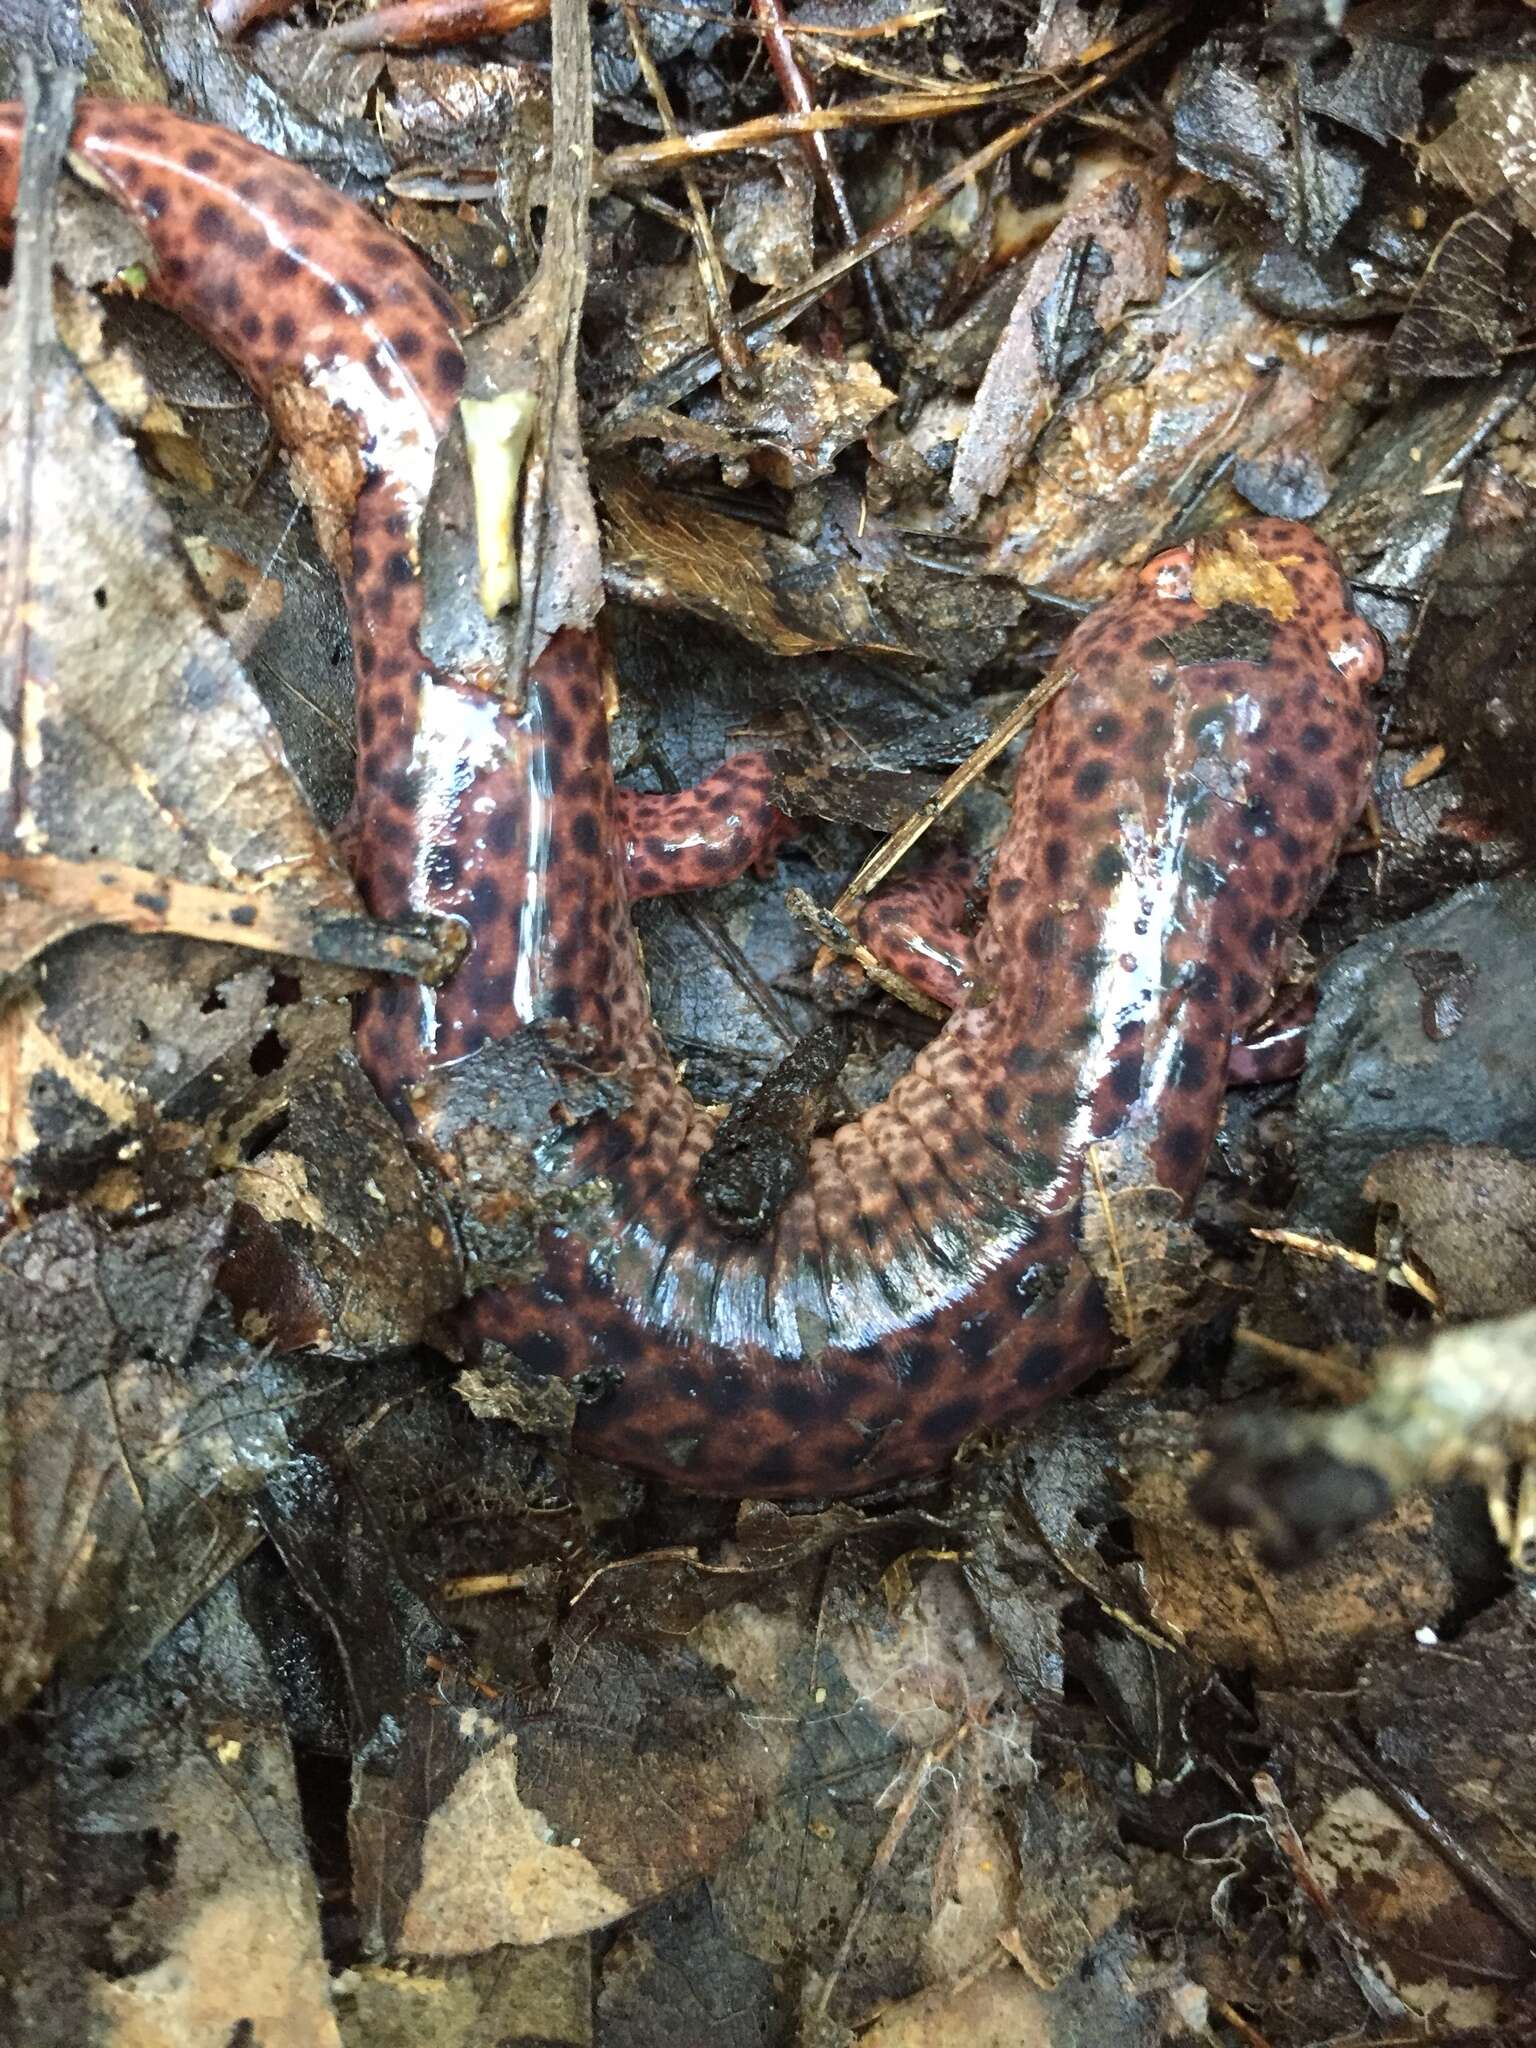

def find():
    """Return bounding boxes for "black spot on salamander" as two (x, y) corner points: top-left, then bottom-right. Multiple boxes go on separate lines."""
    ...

(920, 1393), (983, 1443)
(1162, 1122), (1205, 1172)
(192, 202), (231, 245)
(512, 1329), (568, 1377)
(1172, 1041), (1209, 1091)
(771, 1380), (827, 1424)
(1107, 1053), (1142, 1104)
(896, 1341), (940, 1388)
(1017, 1338), (1067, 1388)
(1304, 779), (1336, 823)
(746, 1446), (798, 1488)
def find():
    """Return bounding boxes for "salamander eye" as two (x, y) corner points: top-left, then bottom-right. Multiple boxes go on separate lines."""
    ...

(1139, 545), (1194, 602)
(1327, 621), (1383, 687)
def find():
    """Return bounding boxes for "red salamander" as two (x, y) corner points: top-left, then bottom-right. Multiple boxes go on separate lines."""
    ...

(0, 100), (1385, 1496)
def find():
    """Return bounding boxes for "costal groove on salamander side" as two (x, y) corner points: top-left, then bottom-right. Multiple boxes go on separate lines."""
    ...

(0, 101), (1386, 1498)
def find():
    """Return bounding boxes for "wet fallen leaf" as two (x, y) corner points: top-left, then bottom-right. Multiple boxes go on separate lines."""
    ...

(1419, 62), (1536, 232)
(0, 1202), (306, 1712)
(1127, 1417), (1454, 1688)
(600, 463), (888, 654)
(950, 156), (1167, 518)
(1365, 1142), (1536, 1319)
(1386, 200), (1515, 382)
(0, 1580), (340, 2046)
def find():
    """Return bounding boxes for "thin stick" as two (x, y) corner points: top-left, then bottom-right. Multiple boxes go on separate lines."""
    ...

(829, 666), (1070, 924)
(749, 0), (893, 355)
(1250, 1226), (1443, 1310)
(619, 0), (755, 388)
(597, 5), (1179, 439)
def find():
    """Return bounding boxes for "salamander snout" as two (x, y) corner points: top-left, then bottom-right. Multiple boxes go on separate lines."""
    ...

(1136, 518), (1383, 696)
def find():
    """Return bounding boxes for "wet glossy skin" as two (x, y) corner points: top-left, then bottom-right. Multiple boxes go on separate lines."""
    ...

(1, 101), (1385, 1496)
(854, 837), (1316, 1084)
(0, 100), (782, 1091)
(857, 840), (980, 1008)
(618, 756), (798, 901)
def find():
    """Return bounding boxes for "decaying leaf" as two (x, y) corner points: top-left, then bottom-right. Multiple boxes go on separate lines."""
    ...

(712, 155), (814, 291)
(398, 1735), (634, 1952)
(1299, 31), (1430, 148)
(966, 258), (1374, 599)
(1, 455), (344, 893)
(0, 1201), (306, 1712)
(1127, 1418), (1454, 1689)
(690, 336), (896, 490)
(0, 1580), (341, 2046)
(600, 463), (887, 654)
(220, 1053), (462, 1354)
(1005, 1767), (1131, 1988)
(1079, 1127), (1219, 1360)
(0, 149), (357, 926)
(1365, 1142), (1536, 1319)
(1420, 63), (1536, 232)
(950, 156), (1167, 518)
(1399, 456), (1536, 855)
(1386, 199), (1516, 382)
(1172, 35), (1366, 256)
(1303, 1782), (1526, 2027)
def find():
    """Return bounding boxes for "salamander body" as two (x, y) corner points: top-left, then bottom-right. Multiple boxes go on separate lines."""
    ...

(0, 99), (1384, 1495)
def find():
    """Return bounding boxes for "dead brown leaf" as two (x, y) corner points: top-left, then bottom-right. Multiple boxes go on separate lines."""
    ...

(0, 208), (355, 908)
(0, 1579), (340, 2046)
(0, 1201), (304, 1713)
(950, 156), (1168, 518)
(600, 463), (887, 655)
(221, 1054), (461, 1354)
(1127, 1418), (1453, 1688)
(1366, 1142), (1536, 1319)
(1419, 64), (1536, 231)
(1080, 1130), (1219, 1360)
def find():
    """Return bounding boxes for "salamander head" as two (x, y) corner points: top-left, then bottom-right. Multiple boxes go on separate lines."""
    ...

(1136, 516), (1383, 698)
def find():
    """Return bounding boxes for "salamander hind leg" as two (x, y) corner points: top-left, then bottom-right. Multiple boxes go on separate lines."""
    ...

(854, 843), (979, 1008)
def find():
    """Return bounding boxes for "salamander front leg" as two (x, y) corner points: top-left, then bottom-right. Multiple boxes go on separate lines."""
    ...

(617, 753), (798, 900)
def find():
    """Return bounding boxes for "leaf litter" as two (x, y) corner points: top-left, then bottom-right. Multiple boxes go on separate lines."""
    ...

(3, 5), (1536, 2044)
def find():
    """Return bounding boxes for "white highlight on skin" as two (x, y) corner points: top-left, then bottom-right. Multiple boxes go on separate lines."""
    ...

(1072, 685), (1206, 1152)
(1328, 631), (1376, 683)
(893, 927), (971, 993)
(408, 676), (504, 910)
(309, 350), (437, 522)
(508, 689), (564, 1029)
(1149, 553), (1194, 601)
